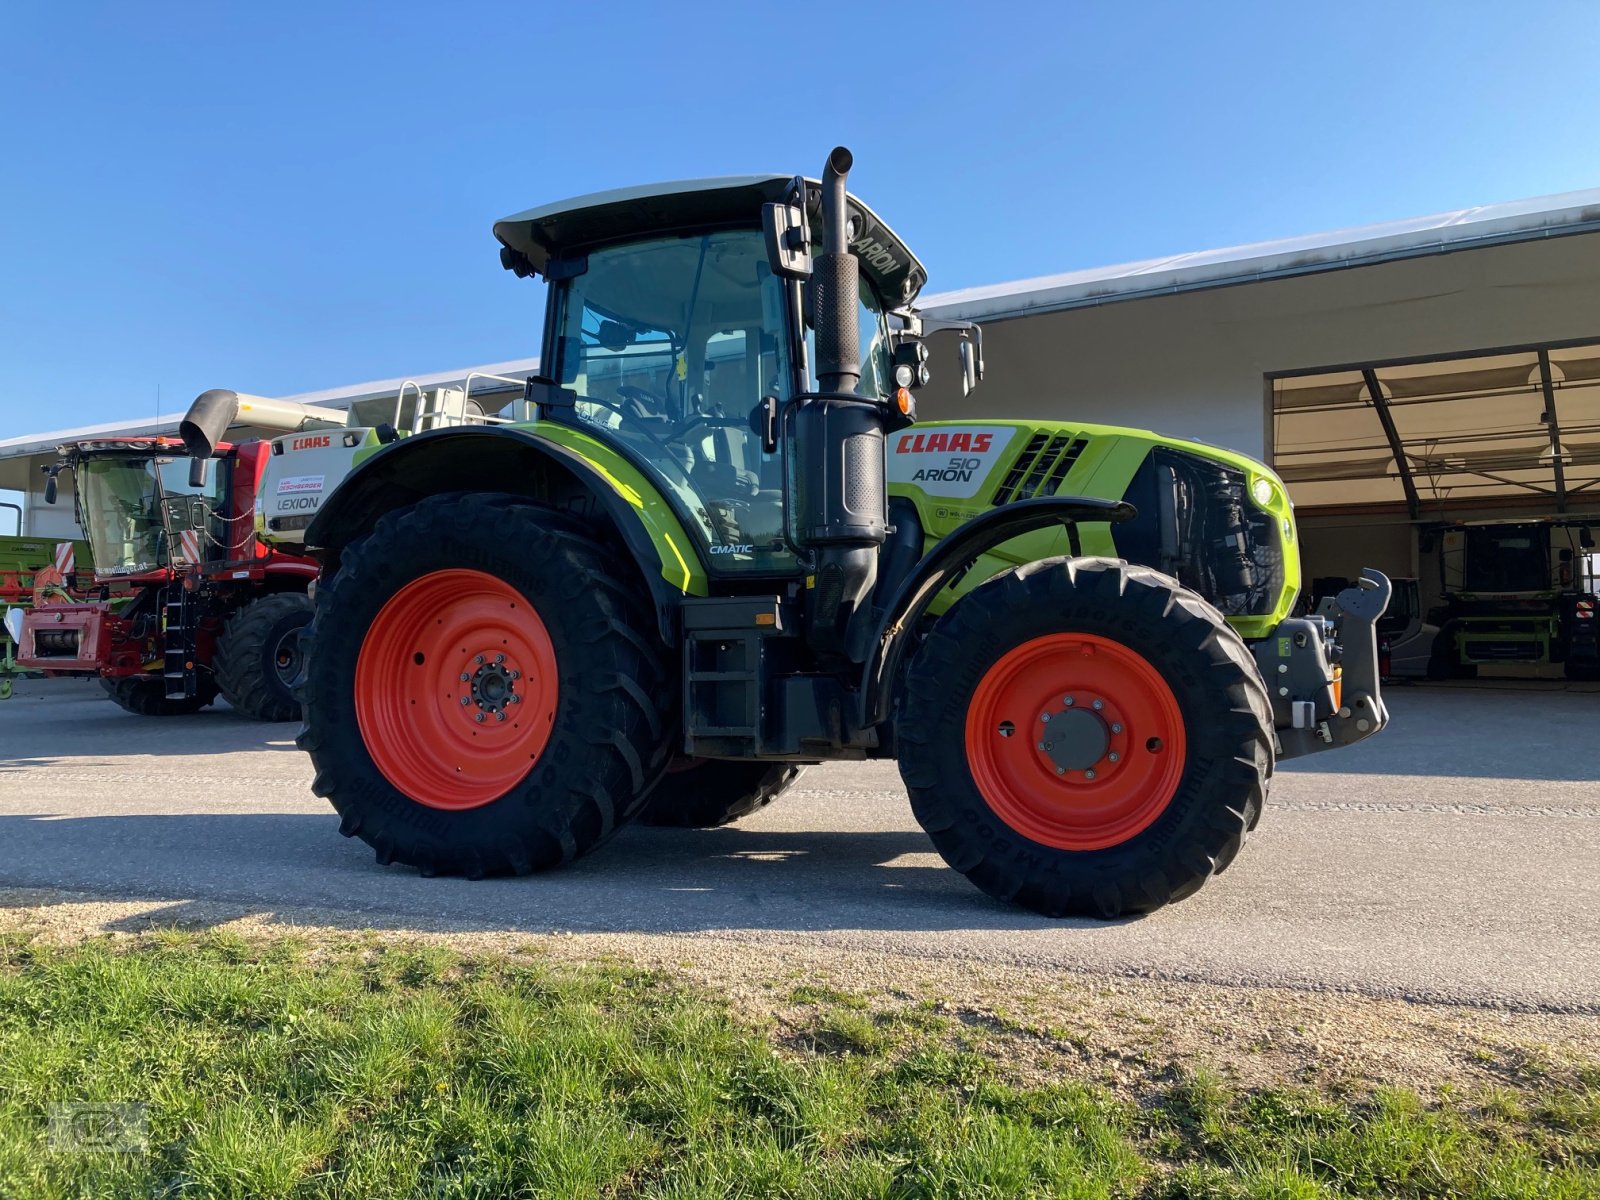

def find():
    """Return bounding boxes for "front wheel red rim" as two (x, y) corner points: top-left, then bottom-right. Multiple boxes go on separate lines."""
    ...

(964, 633), (1187, 851)
(354, 569), (559, 810)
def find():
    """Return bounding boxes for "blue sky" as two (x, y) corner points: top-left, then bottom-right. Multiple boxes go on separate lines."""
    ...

(2, 0), (1598, 438)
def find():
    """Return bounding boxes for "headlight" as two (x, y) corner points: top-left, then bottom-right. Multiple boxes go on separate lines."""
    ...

(1251, 476), (1276, 507)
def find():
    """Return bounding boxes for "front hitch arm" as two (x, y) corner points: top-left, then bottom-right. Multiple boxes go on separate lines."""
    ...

(1275, 567), (1393, 760)
(1330, 567), (1393, 743)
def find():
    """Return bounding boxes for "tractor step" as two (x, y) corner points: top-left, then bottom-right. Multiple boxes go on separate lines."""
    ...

(680, 596), (875, 760)
(682, 596), (778, 756)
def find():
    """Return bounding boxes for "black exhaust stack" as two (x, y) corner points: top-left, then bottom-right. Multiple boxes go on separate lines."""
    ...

(812, 146), (860, 395)
(180, 389), (243, 489)
(180, 389), (241, 462)
(792, 147), (887, 661)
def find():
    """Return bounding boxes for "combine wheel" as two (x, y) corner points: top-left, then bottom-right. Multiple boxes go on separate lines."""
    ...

(637, 761), (805, 828)
(298, 494), (673, 878)
(897, 557), (1273, 919)
(214, 593), (313, 721)
(100, 675), (216, 716)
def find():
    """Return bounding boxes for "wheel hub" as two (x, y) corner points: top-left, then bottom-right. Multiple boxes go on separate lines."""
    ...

(1038, 703), (1112, 774)
(466, 656), (521, 720)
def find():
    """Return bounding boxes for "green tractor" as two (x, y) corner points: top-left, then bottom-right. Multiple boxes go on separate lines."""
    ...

(252, 148), (1391, 916)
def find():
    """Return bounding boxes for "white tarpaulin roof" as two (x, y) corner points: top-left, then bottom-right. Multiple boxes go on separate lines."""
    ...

(921, 187), (1600, 322)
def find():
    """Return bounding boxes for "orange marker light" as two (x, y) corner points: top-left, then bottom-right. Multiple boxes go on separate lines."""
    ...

(895, 387), (913, 415)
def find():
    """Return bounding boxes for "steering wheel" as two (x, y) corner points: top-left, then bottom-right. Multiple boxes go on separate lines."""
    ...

(615, 385), (671, 416)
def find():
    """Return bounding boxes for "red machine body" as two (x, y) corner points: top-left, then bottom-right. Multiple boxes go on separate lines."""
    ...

(16, 436), (317, 718)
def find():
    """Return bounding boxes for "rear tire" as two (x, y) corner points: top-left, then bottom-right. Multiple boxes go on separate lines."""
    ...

(213, 593), (312, 721)
(298, 494), (673, 879)
(100, 675), (215, 716)
(897, 557), (1273, 919)
(637, 761), (804, 828)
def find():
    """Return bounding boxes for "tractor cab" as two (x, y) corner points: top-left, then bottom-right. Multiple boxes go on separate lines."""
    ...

(494, 174), (932, 578)
(45, 438), (227, 581)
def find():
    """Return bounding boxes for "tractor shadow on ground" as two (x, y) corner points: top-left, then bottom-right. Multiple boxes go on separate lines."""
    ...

(0, 813), (1139, 938)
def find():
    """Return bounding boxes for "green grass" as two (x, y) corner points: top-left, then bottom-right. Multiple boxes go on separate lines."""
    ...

(0, 930), (1595, 1198)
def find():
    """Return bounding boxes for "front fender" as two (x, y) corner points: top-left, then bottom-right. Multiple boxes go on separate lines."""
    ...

(859, 495), (1135, 728)
(304, 425), (708, 642)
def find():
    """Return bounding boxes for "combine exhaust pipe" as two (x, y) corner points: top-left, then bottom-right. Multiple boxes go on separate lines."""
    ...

(180, 389), (341, 461)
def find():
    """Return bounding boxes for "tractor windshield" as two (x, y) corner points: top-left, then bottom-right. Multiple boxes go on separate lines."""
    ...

(77, 454), (225, 577)
(551, 230), (893, 574)
(552, 231), (796, 572)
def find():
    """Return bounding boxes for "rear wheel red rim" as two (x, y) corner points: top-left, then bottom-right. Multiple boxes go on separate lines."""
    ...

(355, 569), (559, 810)
(964, 633), (1186, 851)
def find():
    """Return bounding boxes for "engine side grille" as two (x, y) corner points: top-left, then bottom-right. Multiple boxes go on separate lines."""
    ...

(992, 433), (1088, 505)
(1114, 448), (1285, 618)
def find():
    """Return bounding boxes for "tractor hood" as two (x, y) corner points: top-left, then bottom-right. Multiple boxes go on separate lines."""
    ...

(494, 174), (928, 307)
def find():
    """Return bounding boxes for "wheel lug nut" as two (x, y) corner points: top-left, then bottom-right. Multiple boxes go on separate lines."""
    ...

(495, 711), (506, 722)
(1108, 752), (1120, 763)
(474, 654), (485, 665)
(509, 694), (522, 704)
(1063, 696), (1074, 706)
(1111, 723), (1123, 734)
(1040, 712), (1051, 723)
(1092, 699), (1104, 711)
(459, 672), (470, 682)
(1085, 768), (1097, 780)
(1055, 767), (1065, 775)
(1037, 741), (1047, 750)
(495, 653), (505, 664)
(460, 696), (470, 706)
(475, 712), (486, 723)
(509, 670), (520, 680)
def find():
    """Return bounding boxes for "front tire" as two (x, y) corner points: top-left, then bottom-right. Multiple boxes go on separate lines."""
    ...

(213, 593), (313, 721)
(637, 761), (804, 827)
(298, 495), (673, 878)
(897, 557), (1273, 918)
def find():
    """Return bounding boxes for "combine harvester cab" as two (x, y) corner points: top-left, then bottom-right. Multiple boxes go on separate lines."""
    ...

(290, 147), (1393, 918)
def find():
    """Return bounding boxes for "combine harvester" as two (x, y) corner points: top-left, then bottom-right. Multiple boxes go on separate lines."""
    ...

(8, 378), (531, 717)
(12, 412), (330, 718)
(197, 147), (1394, 915)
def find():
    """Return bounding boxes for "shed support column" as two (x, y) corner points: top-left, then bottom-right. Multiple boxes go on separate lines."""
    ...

(1537, 350), (1568, 514)
(1361, 368), (1420, 520)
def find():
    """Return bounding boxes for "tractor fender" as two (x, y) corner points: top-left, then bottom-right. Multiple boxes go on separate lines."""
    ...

(859, 495), (1136, 729)
(304, 425), (699, 643)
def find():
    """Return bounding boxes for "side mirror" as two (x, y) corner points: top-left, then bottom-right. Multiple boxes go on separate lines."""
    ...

(189, 457), (210, 489)
(762, 201), (812, 280)
(43, 473), (58, 505)
(959, 340), (979, 397)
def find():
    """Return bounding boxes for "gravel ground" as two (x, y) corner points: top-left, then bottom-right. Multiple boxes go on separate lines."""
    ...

(2, 674), (1598, 1053)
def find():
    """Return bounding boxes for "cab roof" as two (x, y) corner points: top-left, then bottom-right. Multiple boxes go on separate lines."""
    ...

(493, 174), (928, 307)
